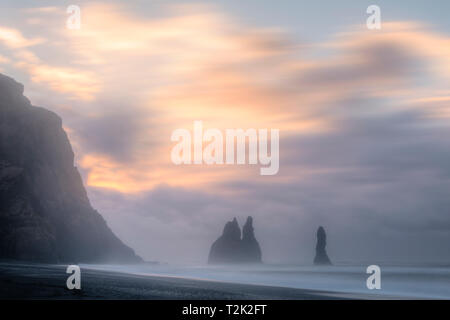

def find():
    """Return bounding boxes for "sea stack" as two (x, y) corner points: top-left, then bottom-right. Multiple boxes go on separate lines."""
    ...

(241, 216), (262, 263)
(0, 73), (142, 263)
(313, 226), (332, 265)
(208, 218), (242, 264)
(208, 216), (262, 264)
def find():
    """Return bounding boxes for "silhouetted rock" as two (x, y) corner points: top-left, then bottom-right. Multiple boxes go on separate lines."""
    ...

(313, 226), (332, 265)
(0, 73), (142, 263)
(241, 216), (262, 263)
(208, 216), (262, 264)
(208, 218), (241, 264)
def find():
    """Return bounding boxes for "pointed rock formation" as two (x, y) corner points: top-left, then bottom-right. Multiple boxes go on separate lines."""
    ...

(0, 73), (142, 263)
(313, 226), (332, 265)
(241, 216), (262, 263)
(208, 218), (241, 264)
(208, 216), (262, 264)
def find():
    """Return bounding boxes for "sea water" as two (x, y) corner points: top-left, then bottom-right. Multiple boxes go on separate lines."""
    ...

(79, 263), (450, 299)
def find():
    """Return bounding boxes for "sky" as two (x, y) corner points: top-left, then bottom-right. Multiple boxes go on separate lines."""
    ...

(1, 0), (450, 264)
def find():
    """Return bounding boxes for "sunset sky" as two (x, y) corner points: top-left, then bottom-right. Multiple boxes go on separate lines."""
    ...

(1, 0), (450, 264)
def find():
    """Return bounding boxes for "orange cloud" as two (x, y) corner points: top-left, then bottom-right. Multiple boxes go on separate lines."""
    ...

(25, 64), (99, 100)
(1, 4), (450, 194)
(0, 27), (44, 48)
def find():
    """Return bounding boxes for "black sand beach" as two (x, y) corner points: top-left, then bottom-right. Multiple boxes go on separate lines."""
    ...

(0, 263), (349, 300)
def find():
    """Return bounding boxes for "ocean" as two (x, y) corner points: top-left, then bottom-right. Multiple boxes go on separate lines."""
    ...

(79, 263), (450, 299)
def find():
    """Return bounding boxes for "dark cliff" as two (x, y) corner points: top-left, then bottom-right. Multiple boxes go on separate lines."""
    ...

(0, 74), (142, 263)
(208, 216), (262, 264)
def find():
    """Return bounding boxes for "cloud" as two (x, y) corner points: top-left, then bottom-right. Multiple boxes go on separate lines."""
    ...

(0, 54), (9, 64)
(0, 27), (44, 48)
(1, 2), (450, 263)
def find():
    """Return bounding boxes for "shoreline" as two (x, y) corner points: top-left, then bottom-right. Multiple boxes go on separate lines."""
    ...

(0, 262), (371, 300)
